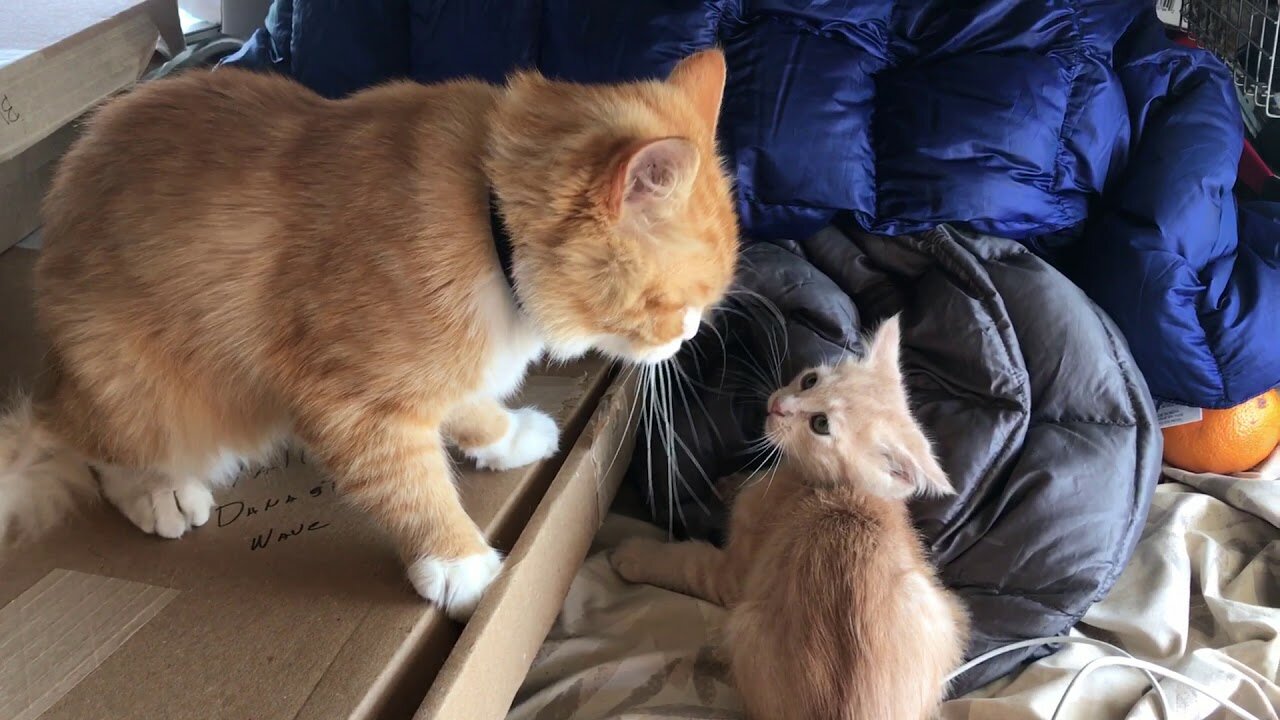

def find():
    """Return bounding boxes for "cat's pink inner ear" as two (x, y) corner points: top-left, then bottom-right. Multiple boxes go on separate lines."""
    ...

(609, 137), (699, 220)
(667, 49), (727, 133)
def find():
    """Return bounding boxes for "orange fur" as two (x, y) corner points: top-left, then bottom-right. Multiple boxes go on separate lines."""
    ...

(612, 317), (970, 719)
(2, 50), (738, 618)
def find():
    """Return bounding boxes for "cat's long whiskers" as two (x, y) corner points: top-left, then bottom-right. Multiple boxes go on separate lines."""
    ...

(654, 361), (676, 538)
(670, 431), (713, 512)
(739, 442), (781, 482)
(720, 367), (774, 393)
(760, 461), (782, 498)
(673, 359), (726, 396)
(662, 363), (694, 530)
(721, 292), (789, 384)
(642, 365), (656, 511)
(702, 312), (732, 392)
(702, 314), (730, 364)
(741, 454), (780, 494)
(741, 437), (777, 454)
(724, 289), (787, 366)
(672, 361), (725, 452)
(725, 287), (787, 334)
(721, 344), (775, 393)
(657, 361), (709, 527)
(715, 304), (784, 385)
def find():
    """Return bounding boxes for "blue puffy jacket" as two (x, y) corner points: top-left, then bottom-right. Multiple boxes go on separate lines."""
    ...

(226, 0), (1280, 409)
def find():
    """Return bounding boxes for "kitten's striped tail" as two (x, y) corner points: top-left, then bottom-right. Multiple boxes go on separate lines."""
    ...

(0, 395), (97, 547)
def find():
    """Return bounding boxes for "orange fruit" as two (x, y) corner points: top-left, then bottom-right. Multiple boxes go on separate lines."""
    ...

(1162, 389), (1280, 474)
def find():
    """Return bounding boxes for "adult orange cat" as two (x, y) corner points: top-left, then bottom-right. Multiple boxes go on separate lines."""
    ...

(612, 317), (969, 720)
(0, 50), (738, 620)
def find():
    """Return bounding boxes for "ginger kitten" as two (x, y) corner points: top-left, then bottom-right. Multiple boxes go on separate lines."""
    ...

(0, 50), (738, 620)
(612, 317), (969, 720)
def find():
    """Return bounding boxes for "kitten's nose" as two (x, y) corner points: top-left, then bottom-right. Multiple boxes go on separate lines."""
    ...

(768, 399), (791, 417)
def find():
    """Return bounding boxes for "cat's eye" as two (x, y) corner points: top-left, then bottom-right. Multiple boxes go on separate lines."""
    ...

(800, 372), (819, 390)
(810, 413), (830, 435)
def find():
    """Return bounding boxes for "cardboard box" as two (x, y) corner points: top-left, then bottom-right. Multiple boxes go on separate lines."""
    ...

(0, 119), (79, 254)
(0, 247), (637, 719)
(0, 0), (168, 165)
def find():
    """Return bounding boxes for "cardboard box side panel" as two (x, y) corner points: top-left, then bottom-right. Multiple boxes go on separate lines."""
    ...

(0, 249), (45, 387)
(296, 369), (616, 720)
(0, 120), (80, 253)
(0, 7), (156, 163)
(415, 373), (639, 720)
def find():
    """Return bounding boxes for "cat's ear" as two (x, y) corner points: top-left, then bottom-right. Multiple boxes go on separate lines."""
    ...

(866, 314), (903, 375)
(883, 435), (954, 497)
(609, 137), (700, 221)
(668, 49), (727, 134)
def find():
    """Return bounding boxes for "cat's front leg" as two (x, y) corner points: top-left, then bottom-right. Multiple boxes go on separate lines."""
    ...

(297, 406), (500, 621)
(444, 398), (559, 471)
(611, 538), (737, 607)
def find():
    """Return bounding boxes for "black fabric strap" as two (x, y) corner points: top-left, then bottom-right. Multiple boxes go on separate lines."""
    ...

(489, 189), (521, 307)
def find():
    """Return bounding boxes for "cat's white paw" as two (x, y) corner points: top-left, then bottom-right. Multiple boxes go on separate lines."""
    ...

(467, 408), (559, 471)
(408, 549), (503, 621)
(100, 470), (215, 539)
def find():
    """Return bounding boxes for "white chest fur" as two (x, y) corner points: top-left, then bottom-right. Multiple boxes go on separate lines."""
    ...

(473, 272), (545, 400)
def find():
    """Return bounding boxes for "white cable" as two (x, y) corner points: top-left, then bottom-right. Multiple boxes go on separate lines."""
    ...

(1050, 655), (1273, 720)
(944, 636), (1171, 718)
(946, 636), (1278, 720)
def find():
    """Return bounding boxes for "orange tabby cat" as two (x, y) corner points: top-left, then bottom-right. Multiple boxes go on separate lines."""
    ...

(611, 316), (969, 720)
(0, 50), (738, 620)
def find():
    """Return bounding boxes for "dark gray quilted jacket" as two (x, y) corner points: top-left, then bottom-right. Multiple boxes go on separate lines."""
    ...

(626, 224), (1161, 693)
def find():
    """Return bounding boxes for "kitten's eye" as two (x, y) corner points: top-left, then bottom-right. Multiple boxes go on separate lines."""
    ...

(810, 414), (830, 435)
(800, 372), (819, 390)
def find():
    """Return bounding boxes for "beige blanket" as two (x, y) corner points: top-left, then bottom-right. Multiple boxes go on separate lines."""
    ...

(509, 472), (1278, 720)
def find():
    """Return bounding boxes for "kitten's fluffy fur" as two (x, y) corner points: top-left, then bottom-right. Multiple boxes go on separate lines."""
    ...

(612, 317), (969, 720)
(0, 51), (738, 620)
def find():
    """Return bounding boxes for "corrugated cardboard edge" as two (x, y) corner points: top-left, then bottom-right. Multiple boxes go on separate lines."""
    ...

(0, 570), (178, 720)
(413, 370), (639, 720)
(289, 369), (612, 720)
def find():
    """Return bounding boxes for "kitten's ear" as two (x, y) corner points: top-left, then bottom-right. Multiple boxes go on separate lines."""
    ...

(668, 49), (727, 134)
(609, 137), (700, 220)
(866, 315), (903, 375)
(884, 435), (954, 498)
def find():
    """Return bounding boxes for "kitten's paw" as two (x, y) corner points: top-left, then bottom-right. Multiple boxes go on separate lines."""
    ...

(467, 408), (559, 471)
(610, 537), (665, 584)
(715, 474), (748, 503)
(101, 472), (215, 539)
(408, 549), (503, 621)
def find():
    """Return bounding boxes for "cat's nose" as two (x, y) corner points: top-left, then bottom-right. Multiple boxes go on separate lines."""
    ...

(768, 399), (791, 417)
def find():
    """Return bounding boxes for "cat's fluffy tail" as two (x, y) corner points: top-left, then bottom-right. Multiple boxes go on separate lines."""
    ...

(0, 395), (97, 546)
